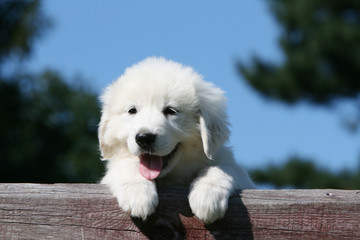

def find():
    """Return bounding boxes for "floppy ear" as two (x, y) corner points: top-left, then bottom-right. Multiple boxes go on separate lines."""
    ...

(98, 113), (115, 160)
(98, 83), (119, 160)
(197, 81), (230, 160)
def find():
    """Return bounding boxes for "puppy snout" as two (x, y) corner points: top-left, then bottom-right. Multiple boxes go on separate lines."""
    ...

(135, 132), (157, 149)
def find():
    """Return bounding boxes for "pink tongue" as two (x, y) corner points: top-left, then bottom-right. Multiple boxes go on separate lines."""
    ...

(139, 154), (162, 180)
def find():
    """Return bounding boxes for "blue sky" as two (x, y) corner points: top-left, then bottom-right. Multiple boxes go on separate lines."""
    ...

(27, 0), (359, 171)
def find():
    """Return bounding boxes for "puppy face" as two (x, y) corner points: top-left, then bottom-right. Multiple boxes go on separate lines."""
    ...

(99, 57), (229, 180)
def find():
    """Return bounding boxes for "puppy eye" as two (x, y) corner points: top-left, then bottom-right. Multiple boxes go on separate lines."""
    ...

(163, 106), (178, 116)
(128, 107), (137, 114)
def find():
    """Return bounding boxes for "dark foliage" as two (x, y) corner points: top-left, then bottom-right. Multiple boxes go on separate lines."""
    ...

(0, 0), (104, 183)
(238, 0), (360, 105)
(250, 157), (360, 189)
(239, 0), (360, 189)
(0, 0), (51, 67)
(0, 72), (104, 183)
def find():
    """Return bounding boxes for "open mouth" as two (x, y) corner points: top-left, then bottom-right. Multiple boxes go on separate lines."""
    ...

(139, 144), (179, 180)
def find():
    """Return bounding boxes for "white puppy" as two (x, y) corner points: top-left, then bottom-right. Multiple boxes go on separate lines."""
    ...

(99, 57), (255, 224)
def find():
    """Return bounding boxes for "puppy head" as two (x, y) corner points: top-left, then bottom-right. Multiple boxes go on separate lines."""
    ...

(99, 57), (229, 178)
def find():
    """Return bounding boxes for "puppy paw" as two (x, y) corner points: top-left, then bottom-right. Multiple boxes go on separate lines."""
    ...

(113, 182), (158, 220)
(188, 184), (230, 224)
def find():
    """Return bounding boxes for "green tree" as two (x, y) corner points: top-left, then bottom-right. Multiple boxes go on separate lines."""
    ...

(0, 0), (104, 183)
(238, 0), (360, 124)
(239, 0), (360, 188)
(250, 157), (360, 189)
(0, 0), (51, 67)
(0, 71), (103, 183)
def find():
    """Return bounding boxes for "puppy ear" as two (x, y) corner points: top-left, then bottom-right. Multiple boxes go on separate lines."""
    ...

(197, 81), (230, 160)
(98, 114), (114, 160)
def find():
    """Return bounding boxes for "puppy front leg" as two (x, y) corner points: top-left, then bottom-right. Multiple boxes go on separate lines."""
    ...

(102, 160), (158, 220)
(188, 165), (234, 224)
(110, 180), (158, 220)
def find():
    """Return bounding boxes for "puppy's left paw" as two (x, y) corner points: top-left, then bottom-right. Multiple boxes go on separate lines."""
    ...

(188, 184), (230, 224)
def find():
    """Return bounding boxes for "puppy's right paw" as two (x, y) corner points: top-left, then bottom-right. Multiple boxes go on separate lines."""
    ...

(113, 182), (158, 220)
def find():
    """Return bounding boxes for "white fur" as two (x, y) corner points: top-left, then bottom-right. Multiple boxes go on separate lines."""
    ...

(99, 57), (255, 224)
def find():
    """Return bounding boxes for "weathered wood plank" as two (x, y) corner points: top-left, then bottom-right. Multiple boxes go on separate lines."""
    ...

(0, 184), (359, 239)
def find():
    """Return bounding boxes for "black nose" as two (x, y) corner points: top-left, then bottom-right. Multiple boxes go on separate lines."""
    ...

(135, 133), (157, 149)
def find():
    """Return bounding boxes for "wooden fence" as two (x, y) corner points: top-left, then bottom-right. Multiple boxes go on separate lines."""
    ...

(0, 184), (359, 239)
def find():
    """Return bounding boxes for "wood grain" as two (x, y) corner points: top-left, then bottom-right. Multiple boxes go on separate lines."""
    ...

(0, 184), (359, 239)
